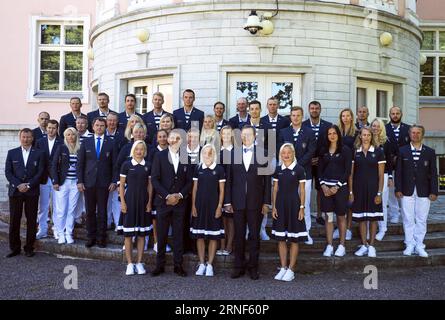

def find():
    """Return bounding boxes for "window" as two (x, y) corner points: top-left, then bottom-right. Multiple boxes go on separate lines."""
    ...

(29, 16), (90, 102)
(356, 80), (394, 122)
(420, 30), (445, 97)
(439, 155), (445, 192)
(128, 77), (173, 114)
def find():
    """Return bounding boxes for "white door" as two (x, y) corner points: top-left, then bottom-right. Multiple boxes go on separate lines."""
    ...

(228, 74), (302, 118)
(357, 80), (394, 122)
(128, 77), (173, 114)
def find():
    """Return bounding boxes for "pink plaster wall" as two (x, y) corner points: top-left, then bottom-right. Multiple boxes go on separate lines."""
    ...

(419, 108), (445, 131)
(417, 0), (445, 20)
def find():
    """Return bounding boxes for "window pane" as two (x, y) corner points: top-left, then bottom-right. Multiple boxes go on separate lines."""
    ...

(65, 52), (83, 71)
(440, 57), (445, 75)
(41, 25), (61, 45)
(420, 77), (434, 96)
(422, 31), (435, 50)
(65, 26), (84, 45)
(440, 32), (445, 51)
(40, 71), (59, 90)
(40, 51), (60, 70)
(357, 87), (367, 109)
(421, 57), (435, 76)
(64, 72), (82, 91)
(157, 84), (173, 113)
(439, 155), (445, 191)
(376, 90), (388, 118)
(440, 78), (445, 97)
(236, 82), (258, 103)
(272, 82), (293, 112)
(135, 87), (148, 114)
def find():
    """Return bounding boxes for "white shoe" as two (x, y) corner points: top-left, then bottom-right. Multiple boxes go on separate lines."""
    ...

(274, 267), (287, 280)
(153, 243), (158, 253)
(281, 269), (295, 282)
(345, 229), (352, 241)
(54, 233), (59, 240)
(375, 231), (386, 241)
(205, 264), (214, 277)
(323, 245), (334, 257)
(403, 245), (415, 256)
(36, 231), (48, 240)
(126, 264), (135, 276)
(415, 247), (428, 258)
(334, 244), (346, 257)
(333, 229), (339, 240)
(216, 250), (224, 256)
(305, 235), (314, 245)
(260, 229), (270, 241)
(222, 250), (231, 256)
(390, 217), (399, 224)
(166, 244), (172, 252)
(195, 263), (206, 276)
(58, 234), (66, 244)
(65, 235), (74, 244)
(354, 245), (368, 256)
(367, 245), (377, 257)
(135, 263), (146, 275)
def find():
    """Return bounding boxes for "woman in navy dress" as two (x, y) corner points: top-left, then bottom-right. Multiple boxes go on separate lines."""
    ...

(118, 140), (153, 275)
(217, 125), (234, 256)
(191, 144), (226, 277)
(338, 108), (357, 241)
(271, 143), (307, 282)
(350, 127), (385, 258)
(318, 125), (352, 257)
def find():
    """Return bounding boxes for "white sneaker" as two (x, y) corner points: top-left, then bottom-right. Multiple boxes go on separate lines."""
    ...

(166, 244), (172, 252)
(205, 264), (214, 277)
(260, 229), (270, 241)
(216, 250), (224, 256)
(305, 235), (314, 245)
(222, 250), (231, 256)
(36, 231), (48, 240)
(333, 229), (340, 240)
(367, 245), (377, 257)
(135, 263), (146, 275)
(282, 269), (295, 282)
(65, 235), (74, 244)
(153, 243), (158, 253)
(403, 245), (415, 256)
(195, 263), (206, 276)
(126, 263), (135, 276)
(354, 245), (368, 256)
(274, 267), (287, 280)
(375, 231), (386, 241)
(323, 245), (334, 257)
(415, 247), (428, 258)
(345, 229), (352, 240)
(334, 244), (346, 257)
(390, 217), (399, 224)
(58, 234), (66, 244)
(54, 233), (59, 240)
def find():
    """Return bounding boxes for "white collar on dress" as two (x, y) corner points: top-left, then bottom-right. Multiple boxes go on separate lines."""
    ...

(221, 145), (233, 151)
(202, 162), (217, 170)
(281, 160), (297, 170)
(357, 145), (375, 153)
(131, 159), (146, 166)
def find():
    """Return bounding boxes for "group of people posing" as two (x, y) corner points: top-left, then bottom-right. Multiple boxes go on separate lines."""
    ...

(5, 89), (438, 282)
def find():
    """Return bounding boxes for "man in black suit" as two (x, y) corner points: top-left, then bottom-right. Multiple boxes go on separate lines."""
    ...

(87, 93), (116, 133)
(151, 130), (193, 277)
(5, 128), (45, 257)
(35, 120), (63, 240)
(173, 89), (205, 131)
(32, 112), (50, 146)
(59, 97), (86, 136)
(117, 94), (143, 132)
(229, 97), (251, 130)
(77, 117), (118, 248)
(225, 125), (271, 280)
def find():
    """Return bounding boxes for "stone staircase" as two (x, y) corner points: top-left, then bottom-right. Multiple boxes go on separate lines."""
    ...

(1, 211), (445, 273)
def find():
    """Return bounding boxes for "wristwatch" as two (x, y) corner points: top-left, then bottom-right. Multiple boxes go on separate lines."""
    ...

(377, 192), (382, 196)
(300, 205), (305, 209)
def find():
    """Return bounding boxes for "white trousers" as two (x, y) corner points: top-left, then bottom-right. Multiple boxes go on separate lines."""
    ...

(54, 179), (80, 237)
(388, 170), (401, 220)
(304, 179), (312, 232)
(400, 188), (430, 249)
(37, 179), (55, 235)
(75, 192), (85, 222)
(378, 173), (389, 233)
(107, 189), (121, 227)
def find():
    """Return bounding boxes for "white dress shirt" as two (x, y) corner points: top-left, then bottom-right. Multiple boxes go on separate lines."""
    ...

(169, 147), (180, 174)
(242, 144), (254, 171)
(48, 137), (56, 155)
(94, 134), (105, 153)
(22, 147), (31, 167)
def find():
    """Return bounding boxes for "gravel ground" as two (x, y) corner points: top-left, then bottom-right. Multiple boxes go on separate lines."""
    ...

(0, 240), (444, 300)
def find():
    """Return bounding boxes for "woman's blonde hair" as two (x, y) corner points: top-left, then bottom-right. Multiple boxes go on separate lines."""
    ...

(199, 144), (217, 166)
(124, 114), (145, 140)
(130, 140), (147, 159)
(220, 125), (234, 147)
(370, 118), (387, 147)
(63, 127), (80, 154)
(278, 143), (296, 164)
(200, 115), (218, 146)
(338, 108), (356, 137)
(354, 126), (378, 149)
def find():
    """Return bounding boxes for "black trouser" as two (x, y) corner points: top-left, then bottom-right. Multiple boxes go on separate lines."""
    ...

(233, 209), (262, 271)
(183, 197), (195, 253)
(156, 207), (185, 268)
(9, 195), (39, 253)
(84, 187), (109, 241)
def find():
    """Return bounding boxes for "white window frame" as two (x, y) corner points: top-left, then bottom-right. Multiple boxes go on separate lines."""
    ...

(356, 79), (394, 122)
(420, 29), (445, 98)
(28, 15), (90, 103)
(128, 77), (174, 114)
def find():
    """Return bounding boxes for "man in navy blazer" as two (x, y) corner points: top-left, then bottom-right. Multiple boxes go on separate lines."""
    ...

(59, 97), (86, 136)
(86, 93), (117, 133)
(117, 94), (143, 132)
(142, 92), (171, 144)
(35, 120), (63, 239)
(151, 130), (193, 277)
(280, 106), (317, 244)
(213, 101), (229, 131)
(225, 125), (272, 280)
(77, 117), (118, 248)
(228, 97), (251, 130)
(173, 89), (204, 132)
(5, 128), (45, 257)
(32, 112), (50, 146)
(395, 125), (438, 258)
